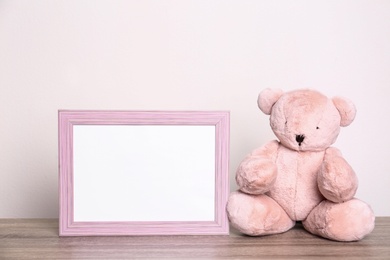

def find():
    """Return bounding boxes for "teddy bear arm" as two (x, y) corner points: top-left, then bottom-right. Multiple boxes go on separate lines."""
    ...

(317, 147), (358, 203)
(236, 140), (279, 195)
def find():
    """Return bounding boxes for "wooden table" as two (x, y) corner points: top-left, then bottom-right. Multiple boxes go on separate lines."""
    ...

(1, 218), (389, 259)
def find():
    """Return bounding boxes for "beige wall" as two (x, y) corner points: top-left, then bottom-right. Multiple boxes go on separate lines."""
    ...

(1, 0), (389, 217)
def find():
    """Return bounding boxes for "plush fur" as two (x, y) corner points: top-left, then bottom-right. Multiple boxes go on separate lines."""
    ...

(227, 89), (375, 241)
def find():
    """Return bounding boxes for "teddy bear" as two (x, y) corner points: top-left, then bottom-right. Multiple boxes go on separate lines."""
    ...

(227, 88), (375, 241)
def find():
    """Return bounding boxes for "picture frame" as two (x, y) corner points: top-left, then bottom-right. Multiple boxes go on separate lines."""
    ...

(58, 110), (230, 236)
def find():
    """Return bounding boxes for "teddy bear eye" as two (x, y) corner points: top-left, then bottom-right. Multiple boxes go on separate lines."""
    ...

(316, 126), (320, 129)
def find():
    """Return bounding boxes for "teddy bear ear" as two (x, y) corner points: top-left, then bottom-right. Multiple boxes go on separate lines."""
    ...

(257, 88), (284, 115)
(332, 96), (357, 127)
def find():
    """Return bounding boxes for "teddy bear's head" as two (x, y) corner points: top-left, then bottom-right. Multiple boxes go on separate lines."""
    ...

(257, 89), (356, 152)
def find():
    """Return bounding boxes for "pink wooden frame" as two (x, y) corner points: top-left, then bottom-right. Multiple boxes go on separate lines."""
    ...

(58, 111), (229, 236)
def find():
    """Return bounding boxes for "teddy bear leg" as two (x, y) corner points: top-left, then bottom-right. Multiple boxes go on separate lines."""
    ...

(302, 199), (375, 241)
(226, 191), (295, 236)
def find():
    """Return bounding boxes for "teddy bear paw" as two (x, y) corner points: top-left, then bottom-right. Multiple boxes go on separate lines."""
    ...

(236, 158), (277, 195)
(303, 199), (375, 241)
(227, 191), (295, 236)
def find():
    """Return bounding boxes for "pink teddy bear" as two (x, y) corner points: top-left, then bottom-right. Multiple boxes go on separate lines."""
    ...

(227, 89), (375, 241)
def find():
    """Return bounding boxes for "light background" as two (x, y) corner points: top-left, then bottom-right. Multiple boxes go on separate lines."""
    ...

(1, 0), (389, 217)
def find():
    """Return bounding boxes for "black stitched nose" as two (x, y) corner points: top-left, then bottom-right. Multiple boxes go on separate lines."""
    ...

(296, 135), (305, 146)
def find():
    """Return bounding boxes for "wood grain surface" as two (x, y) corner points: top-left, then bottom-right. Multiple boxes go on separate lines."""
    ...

(1, 218), (389, 259)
